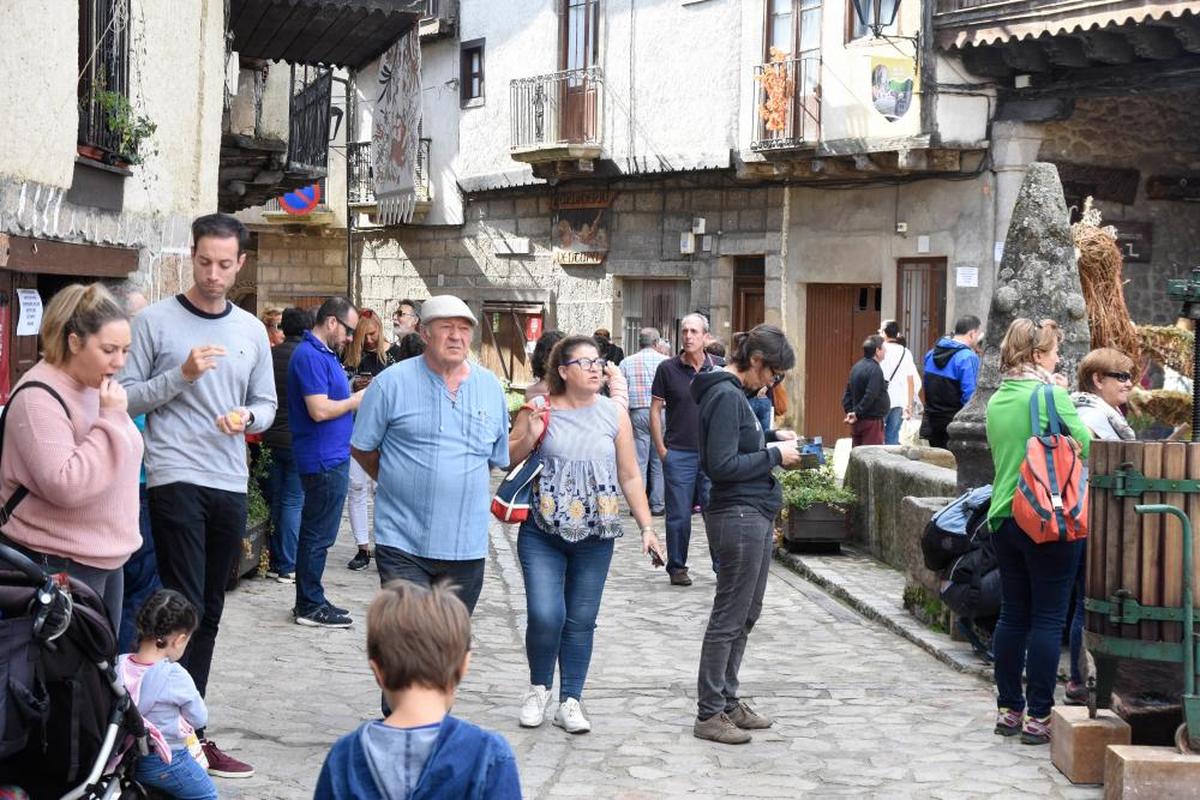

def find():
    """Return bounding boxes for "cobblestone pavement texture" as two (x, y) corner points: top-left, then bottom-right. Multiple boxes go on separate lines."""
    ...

(205, 514), (1101, 799)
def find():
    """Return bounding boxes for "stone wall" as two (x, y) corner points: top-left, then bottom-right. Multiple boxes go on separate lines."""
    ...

(255, 177), (785, 351)
(1039, 89), (1200, 324)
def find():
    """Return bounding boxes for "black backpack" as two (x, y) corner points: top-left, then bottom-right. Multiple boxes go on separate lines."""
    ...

(920, 487), (992, 571)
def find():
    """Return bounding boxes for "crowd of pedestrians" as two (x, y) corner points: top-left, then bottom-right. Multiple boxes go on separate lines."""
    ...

(6, 207), (1149, 797)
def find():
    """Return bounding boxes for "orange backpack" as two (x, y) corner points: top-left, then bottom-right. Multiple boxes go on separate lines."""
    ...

(1012, 384), (1088, 544)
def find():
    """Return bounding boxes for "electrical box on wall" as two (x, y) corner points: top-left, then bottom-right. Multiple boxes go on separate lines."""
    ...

(680, 232), (696, 254)
(692, 217), (706, 235)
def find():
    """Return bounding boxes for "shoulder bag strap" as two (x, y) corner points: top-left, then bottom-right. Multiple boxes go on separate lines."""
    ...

(887, 346), (907, 383)
(521, 399), (552, 452)
(0, 382), (71, 526)
(1042, 383), (1063, 437)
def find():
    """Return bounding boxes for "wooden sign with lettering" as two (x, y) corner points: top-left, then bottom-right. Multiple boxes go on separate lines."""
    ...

(1115, 221), (1153, 263)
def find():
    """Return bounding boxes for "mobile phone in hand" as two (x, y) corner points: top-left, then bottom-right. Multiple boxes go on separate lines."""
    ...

(650, 549), (664, 568)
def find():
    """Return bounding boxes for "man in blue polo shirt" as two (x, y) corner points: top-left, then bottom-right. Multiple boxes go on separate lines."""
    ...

(350, 295), (508, 614)
(289, 296), (364, 627)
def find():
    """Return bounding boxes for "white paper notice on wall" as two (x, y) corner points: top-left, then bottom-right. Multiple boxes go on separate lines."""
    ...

(994, 241), (1004, 263)
(955, 266), (979, 288)
(16, 289), (42, 336)
(916, 235), (930, 254)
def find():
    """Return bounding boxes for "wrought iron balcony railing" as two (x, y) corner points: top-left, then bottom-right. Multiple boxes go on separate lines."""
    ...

(288, 65), (333, 174)
(78, 0), (131, 160)
(347, 138), (431, 209)
(751, 56), (821, 152)
(510, 66), (604, 153)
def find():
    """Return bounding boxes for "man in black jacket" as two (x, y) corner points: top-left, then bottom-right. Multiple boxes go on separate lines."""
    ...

(842, 335), (889, 447)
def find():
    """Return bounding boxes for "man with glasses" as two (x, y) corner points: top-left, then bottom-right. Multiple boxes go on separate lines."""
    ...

(393, 298), (421, 339)
(288, 296), (365, 627)
(651, 313), (723, 586)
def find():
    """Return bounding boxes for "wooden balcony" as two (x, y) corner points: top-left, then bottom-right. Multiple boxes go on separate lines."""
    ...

(510, 67), (604, 180)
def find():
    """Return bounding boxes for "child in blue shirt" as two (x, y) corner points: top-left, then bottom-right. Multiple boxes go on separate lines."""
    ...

(315, 580), (521, 800)
(118, 589), (217, 800)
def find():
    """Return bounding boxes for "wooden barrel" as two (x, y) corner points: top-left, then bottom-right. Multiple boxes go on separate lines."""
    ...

(1086, 439), (1198, 645)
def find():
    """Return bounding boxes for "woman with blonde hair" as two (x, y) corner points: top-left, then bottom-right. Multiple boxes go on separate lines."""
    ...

(0, 283), (144, 628)
(985, 318), (1091, 745)
(341, 309), (401, 571)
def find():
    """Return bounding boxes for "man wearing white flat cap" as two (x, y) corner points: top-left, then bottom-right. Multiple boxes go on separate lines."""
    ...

(350, 295), (509, 611)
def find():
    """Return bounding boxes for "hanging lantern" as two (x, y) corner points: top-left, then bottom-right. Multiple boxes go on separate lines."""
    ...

(851, 0), (902, 37)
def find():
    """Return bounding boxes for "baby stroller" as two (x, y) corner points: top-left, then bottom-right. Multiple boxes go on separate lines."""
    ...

(0, 541), (150, 800)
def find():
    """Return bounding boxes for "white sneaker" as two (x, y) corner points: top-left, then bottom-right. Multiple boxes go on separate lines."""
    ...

(519, 684), (553, 727)
(553, 698), (591, 734)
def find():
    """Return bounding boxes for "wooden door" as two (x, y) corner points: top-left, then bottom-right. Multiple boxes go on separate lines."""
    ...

(733, 256), (766, 336)
(561, 0), (599, 143)
(3, 271), (40, 402)
(803, 283), (881, 443)
(480, 305), (537, 388)
(896, 258), (947, 356)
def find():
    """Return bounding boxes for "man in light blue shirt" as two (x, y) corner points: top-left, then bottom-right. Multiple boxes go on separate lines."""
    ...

(350, 295), (508, 613)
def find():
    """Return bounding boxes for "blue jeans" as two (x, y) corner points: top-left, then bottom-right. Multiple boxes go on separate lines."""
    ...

(135, 748), (218, 799)
(629, 408), (664, 513)
(119, 485), (162, 653)
(749, 397), (773, 433)
(295, 460), (350, 616)
(992, 517), (1083, 718)
(517, 521), (615, 701)
(267, 446), (304, 575)
(663, 448), (713, 575)
(884, 407), (903, 445)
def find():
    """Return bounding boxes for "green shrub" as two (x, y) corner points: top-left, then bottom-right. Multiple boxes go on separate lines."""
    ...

(778, 466), (856, 513)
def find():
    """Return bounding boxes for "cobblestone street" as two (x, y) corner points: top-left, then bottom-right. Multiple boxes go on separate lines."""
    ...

(205, 515), (1101, 799)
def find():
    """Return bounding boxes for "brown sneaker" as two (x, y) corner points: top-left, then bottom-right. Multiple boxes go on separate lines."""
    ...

(727, 701), (773, 730)
(202, 739), (255, 778)
(669, 569), (693, 586)
(693, 712), (752, 744)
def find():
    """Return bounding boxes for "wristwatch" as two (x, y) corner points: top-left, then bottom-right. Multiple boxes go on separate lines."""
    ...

(245, 411), (255, 427)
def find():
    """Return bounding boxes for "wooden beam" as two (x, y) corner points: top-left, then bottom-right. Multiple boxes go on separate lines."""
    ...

(1041, 37), (1090, 69)
(1127, 25), (1184, 61)
(1000, 40), (1050, 73)
(1161, 16), (1200, 54)
(962, 44), (1013, 78)
(2, 237), (138, 277)
(1079, 30), (1136, 65)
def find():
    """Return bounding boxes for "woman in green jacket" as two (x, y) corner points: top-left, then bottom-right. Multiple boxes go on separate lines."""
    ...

(985, 318), (1092, 745)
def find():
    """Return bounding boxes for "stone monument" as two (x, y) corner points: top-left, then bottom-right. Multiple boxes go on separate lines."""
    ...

(948, 162), (1092, 492)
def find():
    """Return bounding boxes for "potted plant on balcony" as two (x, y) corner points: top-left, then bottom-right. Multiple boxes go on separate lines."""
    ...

(778, 465), (856, 553)
(86, 87), (157, 167)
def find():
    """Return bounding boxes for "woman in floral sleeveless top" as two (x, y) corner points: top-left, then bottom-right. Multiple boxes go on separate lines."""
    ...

(508, 335), (665, 734)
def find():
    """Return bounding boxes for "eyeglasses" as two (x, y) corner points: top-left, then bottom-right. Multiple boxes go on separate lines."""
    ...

(1104, 371), (1133, 383)
(359, 309), (376, 319)
(770, 371), (786, 387)
(396, 310), (419, 321)
(336, 318), (356, 338)
(565, 357), (608, 371)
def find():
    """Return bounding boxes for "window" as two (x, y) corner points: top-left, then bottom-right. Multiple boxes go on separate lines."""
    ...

(460, 40), (484, 106)
(78, 0), (131, 158)
(562, 0), (600, 72)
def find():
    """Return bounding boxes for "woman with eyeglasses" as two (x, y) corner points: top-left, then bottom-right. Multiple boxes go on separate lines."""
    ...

(1064, 348), (1136, 705)
(508, 335), (665, 735)
(689, 324), (801, 744)
(341, 309), (401, 572)
(986, 319), (1091, 745)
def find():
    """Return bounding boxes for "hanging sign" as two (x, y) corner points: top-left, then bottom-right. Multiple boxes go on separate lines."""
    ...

(870, 56), (917, 122)
(16, 289), (42, 336)
(553, 190), (612, 266)
(278, 184), (322, 215)
(524, 315), (543, 342)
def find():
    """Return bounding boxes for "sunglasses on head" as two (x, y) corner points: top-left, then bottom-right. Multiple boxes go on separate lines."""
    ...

(1104, 371), (1133, 382)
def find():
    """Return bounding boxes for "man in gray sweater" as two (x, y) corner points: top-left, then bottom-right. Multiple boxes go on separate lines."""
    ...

(120, 213), (276, 780)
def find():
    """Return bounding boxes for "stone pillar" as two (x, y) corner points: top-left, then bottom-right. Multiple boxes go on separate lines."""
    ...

(948, 162), (1091, 492)
(990, 121), (1046, 268)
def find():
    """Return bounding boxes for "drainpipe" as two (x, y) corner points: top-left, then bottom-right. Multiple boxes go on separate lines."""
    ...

(330, 73), (355, 301)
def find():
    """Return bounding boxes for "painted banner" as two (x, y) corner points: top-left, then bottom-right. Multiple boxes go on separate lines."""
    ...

(553, 190), (612, 266)
(373, 30), (422, 225)
(870, 56), (916, 122)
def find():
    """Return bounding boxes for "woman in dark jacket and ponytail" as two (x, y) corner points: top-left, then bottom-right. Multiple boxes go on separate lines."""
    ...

(690, 324), (801, 745)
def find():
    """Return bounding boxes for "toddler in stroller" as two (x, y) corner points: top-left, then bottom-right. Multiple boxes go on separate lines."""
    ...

(0, 541), (150, 800)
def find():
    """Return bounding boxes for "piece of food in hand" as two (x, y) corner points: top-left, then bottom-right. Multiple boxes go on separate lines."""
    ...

(226, 410), (243, 428)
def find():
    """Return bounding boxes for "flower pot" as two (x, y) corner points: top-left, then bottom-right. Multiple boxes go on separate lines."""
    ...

(227, 518), (268, 590)
(782, 502), (848, 553)
(77, 144), (105, 162)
